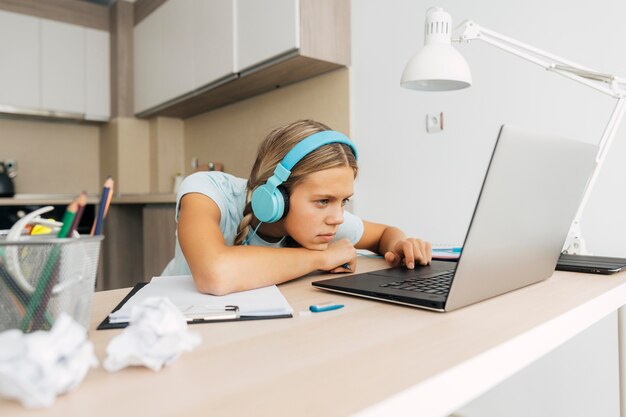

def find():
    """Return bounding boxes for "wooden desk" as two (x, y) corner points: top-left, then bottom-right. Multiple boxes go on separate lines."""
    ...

(2, 258), (626, 417)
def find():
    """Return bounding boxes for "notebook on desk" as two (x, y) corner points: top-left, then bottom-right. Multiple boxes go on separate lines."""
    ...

(97, 275), (293, 330)
(313, 125), (598, 312)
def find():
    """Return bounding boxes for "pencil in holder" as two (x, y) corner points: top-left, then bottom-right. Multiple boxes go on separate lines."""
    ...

(0, 235), (104, 333)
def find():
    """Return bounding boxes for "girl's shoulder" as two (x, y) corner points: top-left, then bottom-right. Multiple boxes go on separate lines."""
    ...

(175, 171), (249, 225)
(181, 171), (248, 196)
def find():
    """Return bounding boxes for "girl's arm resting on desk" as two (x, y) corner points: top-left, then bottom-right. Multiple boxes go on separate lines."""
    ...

(357, 221), (432, 268)
(177, 194), (356, 295)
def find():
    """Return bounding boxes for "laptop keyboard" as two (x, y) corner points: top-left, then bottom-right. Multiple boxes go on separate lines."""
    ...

(378, 270), (454, 295)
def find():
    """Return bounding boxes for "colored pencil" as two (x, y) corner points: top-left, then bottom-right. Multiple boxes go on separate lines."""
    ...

(67, 191), (87, 237)
(57, 199), (79, 238)
(103, 178), (114, 218)
(91, 176), (113, 236)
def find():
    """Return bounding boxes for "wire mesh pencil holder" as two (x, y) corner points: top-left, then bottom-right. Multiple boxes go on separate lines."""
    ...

(0, 235), (103, 333)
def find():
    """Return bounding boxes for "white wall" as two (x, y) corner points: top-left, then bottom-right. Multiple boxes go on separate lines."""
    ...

(351, 0), (626, 257)
(351, 1), (626, 415)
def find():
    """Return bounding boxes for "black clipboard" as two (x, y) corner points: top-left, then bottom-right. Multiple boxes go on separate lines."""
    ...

(96, 283), (293, 330)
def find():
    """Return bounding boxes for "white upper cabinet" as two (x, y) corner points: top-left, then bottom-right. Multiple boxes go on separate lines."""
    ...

(135, 0), (196, 113)
(40, 19), (85, 114)
(235, 0), (299, 72)
(135, 0), (236, 114)
(0, 10), (40, 109)
(85, 28), (110, 121)
(133, 0), (348, 118)
(134, 7), (162, 113)
(0, 11), (109, 121)
(156, 0), (195, 106)
(193, 0), (236, 89)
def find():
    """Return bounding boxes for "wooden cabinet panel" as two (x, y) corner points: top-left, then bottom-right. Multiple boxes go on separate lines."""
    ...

(142, 205), (177, 280)
(98, 203), (176, 291)
(0, 10), (40, 109)
(98, 205), (144, 291)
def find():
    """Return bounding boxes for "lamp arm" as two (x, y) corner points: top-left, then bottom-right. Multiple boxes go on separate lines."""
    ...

(568, 97), (626, 249)
(455, 20), (626, 98)
(454, 19), (626, 254)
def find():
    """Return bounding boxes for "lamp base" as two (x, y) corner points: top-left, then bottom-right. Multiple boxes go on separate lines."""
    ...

(562, 235), (589, 255)
(562, 221), (590, 255)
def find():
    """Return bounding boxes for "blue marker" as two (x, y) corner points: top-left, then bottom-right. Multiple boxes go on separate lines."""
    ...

(309, 302), (344, 313)
(434, 247), (462, 253)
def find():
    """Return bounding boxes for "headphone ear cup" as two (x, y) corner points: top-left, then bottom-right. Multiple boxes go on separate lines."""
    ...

(277, 186), (290, 220)
(251, 182), (287, 223)
(251, 184), (278, 223)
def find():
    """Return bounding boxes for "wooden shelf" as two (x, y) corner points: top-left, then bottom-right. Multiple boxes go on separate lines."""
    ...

(0, 193), (176, 206)
(136, 55), (344, 119)
(0, 194), (100, 206)
(111, 193), (176, 204)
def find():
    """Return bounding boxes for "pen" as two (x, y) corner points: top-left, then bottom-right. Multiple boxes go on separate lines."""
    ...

(433, 247), (462, 253)
(309, 302), (344, 313)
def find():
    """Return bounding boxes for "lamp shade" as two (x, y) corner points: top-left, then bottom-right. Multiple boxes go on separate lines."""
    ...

(401, 8), (472, 91)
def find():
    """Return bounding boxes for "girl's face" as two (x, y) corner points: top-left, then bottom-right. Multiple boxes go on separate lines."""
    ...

(282, 166), (355, 250)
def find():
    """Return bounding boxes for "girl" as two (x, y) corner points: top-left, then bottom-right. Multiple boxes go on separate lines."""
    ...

(162, 120), (432, 295)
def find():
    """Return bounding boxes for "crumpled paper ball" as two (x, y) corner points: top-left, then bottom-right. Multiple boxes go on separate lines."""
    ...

(0, 313), (98, 408)
(103, 297), (201, 372)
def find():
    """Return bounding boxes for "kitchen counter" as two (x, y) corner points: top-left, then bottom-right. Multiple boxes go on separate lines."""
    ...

(111, 193), (176, 204)
(0, 193), (176, 206)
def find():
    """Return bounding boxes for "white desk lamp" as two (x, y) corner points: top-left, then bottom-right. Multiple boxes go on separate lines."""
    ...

(401, 7), (626, 255)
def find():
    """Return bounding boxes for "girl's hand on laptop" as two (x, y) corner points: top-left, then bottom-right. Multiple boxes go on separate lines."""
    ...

(319, 239), (357, 273)
(384, 238), (432, 269)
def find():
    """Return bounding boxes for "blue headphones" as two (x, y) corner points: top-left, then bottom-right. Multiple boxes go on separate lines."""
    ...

(250, 130), (358, 223)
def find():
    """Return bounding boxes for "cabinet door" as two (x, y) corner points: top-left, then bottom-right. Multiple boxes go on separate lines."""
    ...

(193, 0), (236, 88)
(84, 28), (110, 121)
(134, 0), (195, 114)
(236, 0), (299, 72)
(158, 0), (195, 105)
(0, 10), (40, 109)
(40, 19), (85, 114)
(134, 8), (161, 113)
(142, 205), (177, 282)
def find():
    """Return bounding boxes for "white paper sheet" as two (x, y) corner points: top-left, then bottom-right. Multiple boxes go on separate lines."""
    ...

(109, 275), (293, 323)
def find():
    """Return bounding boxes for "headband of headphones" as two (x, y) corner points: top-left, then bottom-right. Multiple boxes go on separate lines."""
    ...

(250, 130), (358, 223)
(272, 130), (358, 182)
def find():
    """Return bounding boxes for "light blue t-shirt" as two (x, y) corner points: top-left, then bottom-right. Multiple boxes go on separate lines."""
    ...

(161, 171), (364, 276)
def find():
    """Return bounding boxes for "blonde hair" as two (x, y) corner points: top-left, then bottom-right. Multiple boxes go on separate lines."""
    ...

(234, 120), (358, 245)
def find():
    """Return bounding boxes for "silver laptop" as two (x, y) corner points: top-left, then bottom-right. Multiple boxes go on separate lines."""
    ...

(313, 125), (597, 312)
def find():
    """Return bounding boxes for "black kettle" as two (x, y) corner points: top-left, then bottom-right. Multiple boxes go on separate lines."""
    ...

(0, 161), (15, 198)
